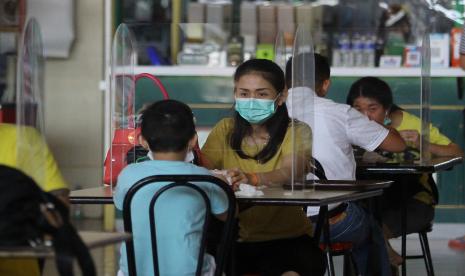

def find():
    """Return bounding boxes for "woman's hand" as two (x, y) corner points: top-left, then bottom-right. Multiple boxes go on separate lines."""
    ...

(226, 168), (249, 190)
(399, 130), (420, 148)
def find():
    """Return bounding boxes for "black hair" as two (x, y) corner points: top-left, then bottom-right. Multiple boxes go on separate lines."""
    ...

(285, 53), (330, 92)
(346, 76), (401, 112)
(140, 99), (196, 152)
(231, 59), (289, 163)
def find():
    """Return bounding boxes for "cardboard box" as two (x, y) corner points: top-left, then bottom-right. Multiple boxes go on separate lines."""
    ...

(206, 3), (231, 41)
(429, 33), (450, 68)
(186, 3), (205, 42)
(240, 2), (257, 53)
(379, 55), (402, 68)
(258, 4), (276, 44)
(403, 45), (421, 67)
(277, 4), (295, 46)
(295, 4), (313, 30)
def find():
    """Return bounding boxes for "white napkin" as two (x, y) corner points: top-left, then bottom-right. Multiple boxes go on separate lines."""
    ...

(210, 169), (232, 185)
(235, 184), (264, 197)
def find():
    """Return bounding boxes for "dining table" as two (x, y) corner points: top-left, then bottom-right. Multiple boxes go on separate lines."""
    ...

(356, 156), (463, 276)
(70, 179), (392, 276)
(0, 231), (131, 258)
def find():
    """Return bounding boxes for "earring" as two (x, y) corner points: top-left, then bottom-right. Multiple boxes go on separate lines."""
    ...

(383, 111), (392, 125)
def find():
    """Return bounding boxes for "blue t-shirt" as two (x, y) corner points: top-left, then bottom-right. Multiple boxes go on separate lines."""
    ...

(114, 160), (229, 276)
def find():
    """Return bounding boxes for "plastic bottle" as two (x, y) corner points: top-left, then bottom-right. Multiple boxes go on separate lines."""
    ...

(363, 33), (376, 67)
(339, 33), (352, 67)
(331, 34), (342, 67)
(352, 33), (364, 67)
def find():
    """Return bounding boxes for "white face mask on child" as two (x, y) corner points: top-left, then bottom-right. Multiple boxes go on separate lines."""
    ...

(147, 151), (195, 163)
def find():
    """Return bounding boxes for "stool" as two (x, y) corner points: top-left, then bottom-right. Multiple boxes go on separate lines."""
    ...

(403, 223), (435, 276)
(320, 242), (359, 276)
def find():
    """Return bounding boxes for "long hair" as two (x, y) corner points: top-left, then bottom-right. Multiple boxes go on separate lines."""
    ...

(230, 59), (290, 163)
(346, 76), (402, 113)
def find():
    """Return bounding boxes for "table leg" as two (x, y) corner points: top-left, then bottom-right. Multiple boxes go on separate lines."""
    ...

(315, 205), (335, 276)
(401, 182), (407, 276)
(313, 206), (327, 242)
(103, 205), (116, 276)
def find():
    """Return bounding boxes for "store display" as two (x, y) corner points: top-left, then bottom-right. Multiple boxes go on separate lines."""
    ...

(277, 4), (294, 47)
(403, 45), (421, 67)
(256, 43), (274, 61)
(379, 55), (402, 67)
(430, 33), (450, 68)
(240, 2), (257, 55)
(186, 2), (205, 42)
(258, 4), (276, 44)
(117, 1), (465, 69)
(0, 0), (19, 27)
(451, 27), (462, 67)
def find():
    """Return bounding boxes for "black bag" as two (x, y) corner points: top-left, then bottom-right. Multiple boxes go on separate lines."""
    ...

(0, 165), (96, 276)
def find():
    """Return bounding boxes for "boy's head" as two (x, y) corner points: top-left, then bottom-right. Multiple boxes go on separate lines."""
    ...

(140, 99), (196, 153)
(285, 53), (331, 97)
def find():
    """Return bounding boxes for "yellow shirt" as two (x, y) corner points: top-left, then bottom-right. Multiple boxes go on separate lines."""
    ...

(202, 118), (313, 242)
(397, 111), (451, 204)
(0, 123), (67, 192)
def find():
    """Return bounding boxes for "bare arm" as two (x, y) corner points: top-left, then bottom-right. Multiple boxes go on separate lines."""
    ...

(399, 130), (463, 157)
(429, 142), (463, 158)
(377, 127), (407, 153)
(227, 153), (308, 188)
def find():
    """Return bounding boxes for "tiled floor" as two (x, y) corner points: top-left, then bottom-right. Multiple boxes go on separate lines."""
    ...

(44, 219), (465, 276)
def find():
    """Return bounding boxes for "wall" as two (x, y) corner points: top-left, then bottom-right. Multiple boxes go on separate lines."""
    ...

(43, 0), (104, 217)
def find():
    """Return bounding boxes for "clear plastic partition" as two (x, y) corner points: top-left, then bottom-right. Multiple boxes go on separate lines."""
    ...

(274, 31), (286, 72)
(289, 25), (315, 192)
(111, 21), (439, 181)
(420, 31), (431, 164)
(106, 23), (137, 188)
(15, 18), (46, 186)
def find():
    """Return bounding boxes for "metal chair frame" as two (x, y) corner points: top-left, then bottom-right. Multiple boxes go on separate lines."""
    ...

(122, 175), (236, 276)
(311, 158), (359, 276)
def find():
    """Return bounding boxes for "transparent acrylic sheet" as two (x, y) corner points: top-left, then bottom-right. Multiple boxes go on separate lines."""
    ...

(16, 18), (46, 187)
(420, 31), (431, 164)
(288, 24), (315, 193)
(274, 31), (286, 72)
(109, 23), (137, 189)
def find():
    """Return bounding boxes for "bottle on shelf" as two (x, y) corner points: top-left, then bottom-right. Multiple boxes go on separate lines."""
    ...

(363, 33), (376, 67)
(226, 34), (244, 67)
(331, 33), (342, 67)
(339, 32), (353, 67)
(352, 32), (364, 67)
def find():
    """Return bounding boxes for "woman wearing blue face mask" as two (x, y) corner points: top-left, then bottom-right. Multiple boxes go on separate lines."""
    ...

(202, 59), (325, 276)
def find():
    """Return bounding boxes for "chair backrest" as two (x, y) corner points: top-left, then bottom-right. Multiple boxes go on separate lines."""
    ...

(122, 175), (236, 276)
(310, 157), (327, 180)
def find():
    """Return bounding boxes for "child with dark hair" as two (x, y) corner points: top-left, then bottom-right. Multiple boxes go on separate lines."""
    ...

(285, 53), (406, 276)
(113, 99), (229, 276)
(347, 76), (463, 268)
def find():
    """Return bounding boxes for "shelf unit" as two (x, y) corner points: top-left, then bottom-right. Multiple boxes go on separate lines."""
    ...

(134, 66), (465, 77)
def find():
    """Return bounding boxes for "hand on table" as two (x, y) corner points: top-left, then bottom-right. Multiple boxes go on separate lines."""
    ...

(226, 168), (249, 191)
(399, 130), (420, 148)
